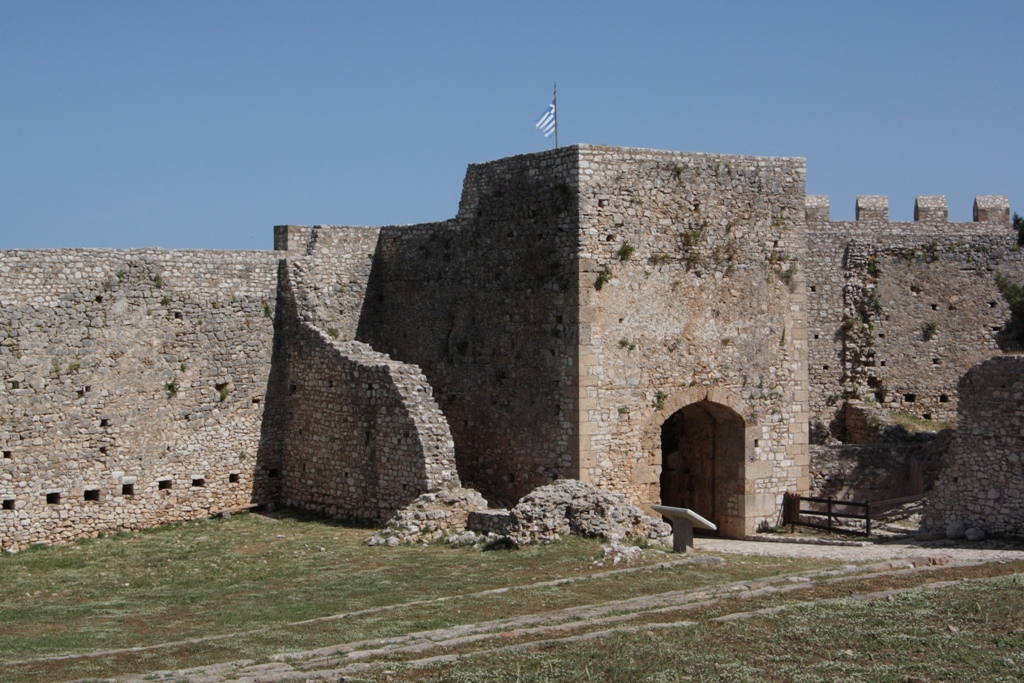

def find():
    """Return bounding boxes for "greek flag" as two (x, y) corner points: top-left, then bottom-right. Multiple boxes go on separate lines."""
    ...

(535, 101), (556, 137)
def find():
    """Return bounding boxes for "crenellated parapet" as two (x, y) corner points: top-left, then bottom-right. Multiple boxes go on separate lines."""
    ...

(804, 190), (1021, 444)
(805, 194), (1010, 227)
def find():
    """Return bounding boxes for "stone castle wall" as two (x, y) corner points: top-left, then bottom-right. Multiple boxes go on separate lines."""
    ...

(1, 145), (1017, 547)
(805, 195), (1019, 439)
(273, 224), (381, 340)
(271, 259), (459, 521)
(573, 146), (810, 536)
(0, 249), (279, 550)
(354, 149), (580, 507)
(925, 356), (1024, 537)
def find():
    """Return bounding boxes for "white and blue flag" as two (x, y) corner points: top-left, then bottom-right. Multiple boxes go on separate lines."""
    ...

(535, 101), (556, 138)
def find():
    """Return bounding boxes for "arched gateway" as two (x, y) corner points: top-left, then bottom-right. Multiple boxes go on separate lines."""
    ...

(642, 388), (752, 539)
(659, 400), (745, 534)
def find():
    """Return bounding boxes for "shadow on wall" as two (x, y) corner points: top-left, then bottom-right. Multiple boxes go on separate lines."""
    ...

(257, 258), (460, 521)
(251, 260), (291, 507)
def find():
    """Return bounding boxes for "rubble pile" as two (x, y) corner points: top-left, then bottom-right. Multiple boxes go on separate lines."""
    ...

(506, 479), (671, 547)
(367, 479), (671, 548)
(365, 487), (489, 546)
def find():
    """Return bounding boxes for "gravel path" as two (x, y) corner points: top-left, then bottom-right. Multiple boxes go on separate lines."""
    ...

(697, 537), (1024, 563)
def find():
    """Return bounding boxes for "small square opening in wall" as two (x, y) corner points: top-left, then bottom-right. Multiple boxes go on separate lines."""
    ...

(810, 286), (816, 292)
(923, 413), (932, 420)
(158, 479), (172, 490)
(46, 492), (61, 505)
(753, 439), (759, 448)
(100, 419), (109, 428)
(122, 483), (134, 496)
(904, 394), (916, 403)
(932, 358), (941, 365)
(939, 395), (950, 403)
(3, 450), (11, 459)
(192, 478), (205, 488)
(174, 312), (182, 320)
(229, 473), (239, 483)
(2, 499), (14, 510)
(84, 489), (99, 501)
(268, 469), (279, 478)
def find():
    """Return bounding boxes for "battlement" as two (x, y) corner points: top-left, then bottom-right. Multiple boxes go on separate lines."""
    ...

(974, 195), (1011, 224)
(806, 194), (1011, 226)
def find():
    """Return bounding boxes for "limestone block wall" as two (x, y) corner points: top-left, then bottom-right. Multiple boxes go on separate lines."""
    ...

(273, 224), (381, 340)
(279, 332), (458, 521)
(925, 356), (1024, 536)
(355, 149), (580, 506)
(274, 261), (458, 521)
(0, 249), (279, 550)
(805, 195), (1020, 439)
(574, 146), (810, 536)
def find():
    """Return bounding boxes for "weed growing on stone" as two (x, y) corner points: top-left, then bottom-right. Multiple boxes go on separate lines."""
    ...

(152, 274), (164, 288)
(617, 242), (635, 261)
(652, 391), (668, 411)
(922, 321), (938, 341)
(594, 267), (613, 291)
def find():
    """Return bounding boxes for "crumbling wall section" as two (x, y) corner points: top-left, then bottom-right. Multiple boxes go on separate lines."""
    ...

(925, 356), (1024, 537)
(355, 149), (580, 507)
(0, 249), (279, 550)
(809, 436), (948, 503)
(276, 260), (458, 521)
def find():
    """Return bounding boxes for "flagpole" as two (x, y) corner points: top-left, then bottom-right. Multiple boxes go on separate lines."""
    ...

(553, 83), (559, 149)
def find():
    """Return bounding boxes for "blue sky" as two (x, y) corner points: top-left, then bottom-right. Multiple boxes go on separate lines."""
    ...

(1, 1), (1021, 250)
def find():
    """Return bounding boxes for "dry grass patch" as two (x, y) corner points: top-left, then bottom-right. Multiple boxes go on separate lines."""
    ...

(1, 510), (837, 682)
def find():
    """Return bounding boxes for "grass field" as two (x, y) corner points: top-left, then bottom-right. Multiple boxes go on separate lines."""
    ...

(0, 510), (1021, 682)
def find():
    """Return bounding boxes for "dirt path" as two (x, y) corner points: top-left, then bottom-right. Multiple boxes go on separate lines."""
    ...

(87, 544), (1024, 683)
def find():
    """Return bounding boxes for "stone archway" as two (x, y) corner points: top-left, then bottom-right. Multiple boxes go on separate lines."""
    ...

(658, 400), (745, 535)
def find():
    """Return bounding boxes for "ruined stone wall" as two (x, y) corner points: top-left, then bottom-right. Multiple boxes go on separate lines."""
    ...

(272, 261), (458, 521)
(925, 356), (1024, 537)
(355, 149), (580, 507)
(0, 249), (279, 550)
(809, 436), (948, 503)
(805, 195), (1020, 439)
(574, 146), (810, 536)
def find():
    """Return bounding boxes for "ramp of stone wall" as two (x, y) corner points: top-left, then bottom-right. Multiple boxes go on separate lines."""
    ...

(925, 356), (1024, 537)
(277, 258), (458, 521)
